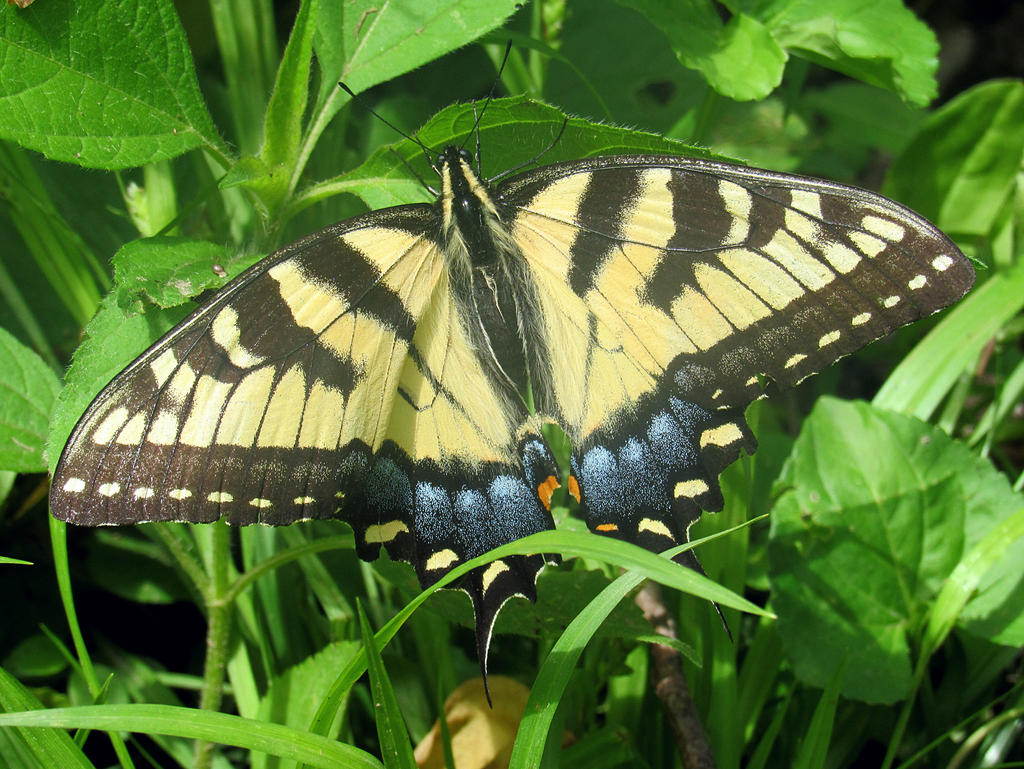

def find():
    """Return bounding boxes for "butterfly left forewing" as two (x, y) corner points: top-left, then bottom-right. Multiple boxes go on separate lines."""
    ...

(52, 213), (426, 526)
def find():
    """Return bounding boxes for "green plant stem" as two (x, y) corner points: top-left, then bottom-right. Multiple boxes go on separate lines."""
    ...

(194, 520), (233, 769)
(224, 533), (354, 604)
(882, 659), (924, 769)
(208, 0), (276, 155)
(50, 517), (136, 769)
(151, 524), (211, 597)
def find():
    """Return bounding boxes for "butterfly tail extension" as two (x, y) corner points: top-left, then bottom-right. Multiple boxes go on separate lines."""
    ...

(464, 431), (564, 699)
(342, 430), (561, 685)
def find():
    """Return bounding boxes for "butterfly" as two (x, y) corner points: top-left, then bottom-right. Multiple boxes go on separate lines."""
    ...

(49, 103), (975, 676)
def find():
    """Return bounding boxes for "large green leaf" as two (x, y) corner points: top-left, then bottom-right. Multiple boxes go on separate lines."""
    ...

(290, 97), (723, 216)
(763, 0), (940, 107)
(620, 0), (786, 101)
(110, 237), (254, 311)
(0, 0), (225, 168)
(309, 0), (522, 152)
(769, 398), (1024, 703)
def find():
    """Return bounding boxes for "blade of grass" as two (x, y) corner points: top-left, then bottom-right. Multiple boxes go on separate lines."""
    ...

(882, 506), (1024, 769)
(358, 602), (416, 769)
(0, 142), (106, 328)
(509, 521), (766, 769)
(792, 660), (845, 769)
(0, 703), (383, 769)
(209, 0), (277, 155)
(0, 666), (94, 769)
(49, 517), (135, 768)
(302, 523), (769, 757)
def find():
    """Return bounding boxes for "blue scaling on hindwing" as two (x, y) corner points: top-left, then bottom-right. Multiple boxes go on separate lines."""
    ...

(619, 436), (671, 518)
(366, 457), (413, 517)
(647, 408), (696, 474)
(352, 454), (414, 562)
(573, 394), (753, 550)
(519, 436), (556, 492)
(412, 479), (454, 572)
(455, 487), (492, 557)
(348, 433), (562, 683)
(575, 445), (617, 517)
(486, 474), (551, 544)
(398, 448), (556, 682)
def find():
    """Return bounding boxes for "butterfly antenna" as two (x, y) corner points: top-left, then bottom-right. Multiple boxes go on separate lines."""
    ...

(461, 40), (514, 174)
(390, 147), (438, 197)
(338, 81), (437, 174)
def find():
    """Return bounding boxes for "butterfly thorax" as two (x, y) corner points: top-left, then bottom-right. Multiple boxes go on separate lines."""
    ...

(437, 145), (536, 398)
(438, 146), (513, 268)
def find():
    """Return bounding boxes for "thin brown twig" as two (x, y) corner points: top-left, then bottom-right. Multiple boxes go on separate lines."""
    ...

(635, 582), (717, 769)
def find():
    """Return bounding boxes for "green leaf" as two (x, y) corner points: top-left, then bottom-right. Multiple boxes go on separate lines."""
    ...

(220, 154), (276, 193)
(769, 398), (1024, 703)
(764, 0), (939, 106)
(290, 96), (724, 217)
(2, 636), (67, 679)
(0, 0), (226, 168)
(260, 0), (319, 212)
(258, 641), (359, 730)
(543, 0), (706, 132)
(0, 326), (60, 473)
(925, 506), (1024, 657)
(83, 529), (193, 604)
(620, 0), (786, 101)
(314, 0), (520, 99)
(884, 79), (1024, 238)
(111, 237), (252, 310)
(801, 82), (923, 159)
(304, 0), (522, 179)
(263, 0), (317, 168)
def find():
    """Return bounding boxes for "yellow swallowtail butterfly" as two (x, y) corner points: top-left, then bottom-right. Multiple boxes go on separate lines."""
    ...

(49, 103), (974, 674)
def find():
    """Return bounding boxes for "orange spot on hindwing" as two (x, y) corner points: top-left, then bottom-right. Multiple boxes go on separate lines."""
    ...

(537, 474), (583, 511)
(567, 475), (581, 504)
(595, 523), (619, 532)
(537, 476), (559, 511)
